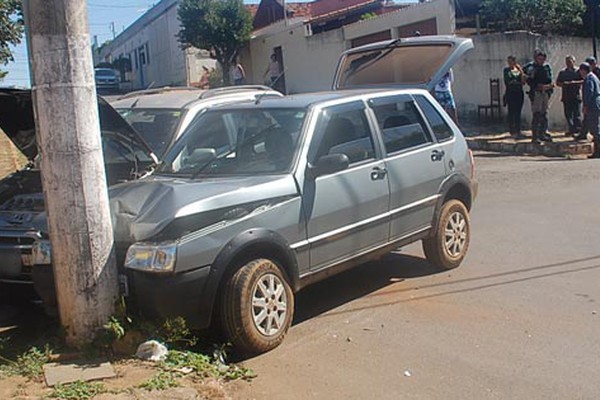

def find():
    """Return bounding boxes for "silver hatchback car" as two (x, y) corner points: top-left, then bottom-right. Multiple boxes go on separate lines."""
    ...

(36, 36), (477, 354)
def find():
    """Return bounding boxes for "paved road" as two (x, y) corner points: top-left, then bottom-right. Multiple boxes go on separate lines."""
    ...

(231, 153), (600, 400)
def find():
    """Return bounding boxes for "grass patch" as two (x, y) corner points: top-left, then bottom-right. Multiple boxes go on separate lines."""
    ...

(139, 370), (180, 391)
(163, 349), (256, 381)
(0, 345), (52, 380)
(50, 381), (105, 400)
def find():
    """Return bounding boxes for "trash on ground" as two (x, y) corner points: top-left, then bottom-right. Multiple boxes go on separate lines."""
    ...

(135, 340), (168, 362)
(403, 370), (412, 377)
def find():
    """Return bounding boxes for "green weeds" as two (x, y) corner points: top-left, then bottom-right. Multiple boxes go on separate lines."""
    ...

(0, 345), (52, 380)
(50, 381), (105, 400)
(139, 370), (179, 391)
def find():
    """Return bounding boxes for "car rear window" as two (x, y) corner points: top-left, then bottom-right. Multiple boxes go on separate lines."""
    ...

(336, 44), (453, 89)
(414, 95), (454, 142)
(118, 108), (182, 156)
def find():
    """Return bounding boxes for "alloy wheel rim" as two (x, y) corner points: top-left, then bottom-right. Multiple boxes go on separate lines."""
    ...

(444, 211), (467, 258)
(251, 273), (288, 336)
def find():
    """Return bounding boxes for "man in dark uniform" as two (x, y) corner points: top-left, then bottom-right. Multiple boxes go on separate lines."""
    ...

(580, 62), (600, 158)
(556, 55), (583, 136)
(524, 50), (554, 143)
(585, 56), (600, 79)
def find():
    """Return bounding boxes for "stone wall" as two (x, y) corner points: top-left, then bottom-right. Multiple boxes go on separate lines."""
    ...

(454, 31), (594, 131)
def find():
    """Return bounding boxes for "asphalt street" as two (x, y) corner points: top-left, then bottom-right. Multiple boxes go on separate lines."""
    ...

(231, 153), (600, 400)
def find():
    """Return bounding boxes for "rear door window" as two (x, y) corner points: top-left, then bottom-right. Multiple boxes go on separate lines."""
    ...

(369, 95), (432, 155)
(414, 95), (454, 142)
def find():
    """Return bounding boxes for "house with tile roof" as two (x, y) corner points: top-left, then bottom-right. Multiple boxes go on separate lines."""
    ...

(241, 0), (456, 93)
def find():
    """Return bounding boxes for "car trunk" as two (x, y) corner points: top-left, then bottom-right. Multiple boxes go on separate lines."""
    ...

(332, 35), (474, 91)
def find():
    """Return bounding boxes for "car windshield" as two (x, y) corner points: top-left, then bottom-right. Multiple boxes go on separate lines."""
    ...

(338, 44), (453, 88)
(157, 107), (307, 177)
(117, 108), (182, 156)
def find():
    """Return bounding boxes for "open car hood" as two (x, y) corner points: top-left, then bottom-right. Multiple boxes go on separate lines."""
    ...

(0, 88), (158, 163)
(333, 35), (474, 91)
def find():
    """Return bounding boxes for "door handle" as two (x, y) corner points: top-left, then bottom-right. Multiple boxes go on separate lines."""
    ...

(371, 166), (387, 180)
(431, 150), (445, 162)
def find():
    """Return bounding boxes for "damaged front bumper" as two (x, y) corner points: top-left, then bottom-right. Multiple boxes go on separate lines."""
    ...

(0, 228), (42, 285)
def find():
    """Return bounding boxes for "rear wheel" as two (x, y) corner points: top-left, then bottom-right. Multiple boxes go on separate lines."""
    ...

(423, 200), (470, 270)
(220, 258), (294, 354)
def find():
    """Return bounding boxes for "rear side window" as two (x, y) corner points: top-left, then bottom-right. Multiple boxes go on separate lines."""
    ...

(310, 102), (376, 165)
(369, 96), (432, 155)
(414, 95), (454, 142)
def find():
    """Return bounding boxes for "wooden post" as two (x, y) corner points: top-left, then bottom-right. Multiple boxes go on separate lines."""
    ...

(23, 0), (118, 347)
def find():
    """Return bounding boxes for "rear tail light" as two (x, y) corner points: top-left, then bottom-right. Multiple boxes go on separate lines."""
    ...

(468, 149), (475, 180)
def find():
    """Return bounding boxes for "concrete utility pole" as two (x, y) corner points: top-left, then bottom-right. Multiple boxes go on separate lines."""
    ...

(23, 0), (118, 347)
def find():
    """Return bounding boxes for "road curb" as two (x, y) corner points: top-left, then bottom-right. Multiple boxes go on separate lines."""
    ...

(467, 137), (593, 157)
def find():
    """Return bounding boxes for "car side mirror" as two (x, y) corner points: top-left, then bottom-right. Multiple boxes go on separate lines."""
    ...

(188, 148), (216, 165)
(308, 153), (350, 178)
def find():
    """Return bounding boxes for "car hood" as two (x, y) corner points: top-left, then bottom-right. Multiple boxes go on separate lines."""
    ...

(109, 174), (299, 243)
(0, 88), (157, 162)
(332, 35), (474, 91)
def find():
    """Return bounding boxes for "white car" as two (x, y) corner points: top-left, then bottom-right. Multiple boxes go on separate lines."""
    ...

(110, 86), (283, 156)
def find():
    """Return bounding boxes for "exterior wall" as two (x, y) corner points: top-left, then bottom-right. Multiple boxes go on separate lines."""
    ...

(244, 0), (455, 93)
(97, 0), (214, 90)
(453, 31), (592, 130)
(343, 0), (454, 42)
(247, 21), (346, 93)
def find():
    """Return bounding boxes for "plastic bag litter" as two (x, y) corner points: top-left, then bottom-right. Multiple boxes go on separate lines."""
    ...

(135, 340), (168, 362)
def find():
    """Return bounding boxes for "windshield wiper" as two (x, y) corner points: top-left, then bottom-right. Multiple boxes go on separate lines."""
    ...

(189, 123), (278, 179)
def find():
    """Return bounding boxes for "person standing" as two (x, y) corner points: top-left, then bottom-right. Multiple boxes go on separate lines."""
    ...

(264, 54), (281, 86)
(556, 55), (583, 136)
(434, 69), (458, 123)
(199, 66), (210, 89)
(580, 62), (600, 158)
(524, 50), (554, 143)
(503, 55), (526, 138)
(585, 56), (600, 79)
(231, 60), (246, 86)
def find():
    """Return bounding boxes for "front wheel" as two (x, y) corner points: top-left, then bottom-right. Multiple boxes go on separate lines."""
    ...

(423, 199), (471, 270)
(220, 258), (294, 354)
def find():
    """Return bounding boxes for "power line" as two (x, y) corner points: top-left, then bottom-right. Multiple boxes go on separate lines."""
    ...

(88, 3), (152, 9)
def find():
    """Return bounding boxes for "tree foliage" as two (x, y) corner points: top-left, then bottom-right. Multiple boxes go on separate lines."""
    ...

(0, 0), (24, 79)
(480, 0), (587, 36)
(177, 0), (253, 85)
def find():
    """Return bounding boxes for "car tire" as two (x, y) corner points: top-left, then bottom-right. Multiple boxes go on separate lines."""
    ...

(220, 258), (294, 354)
(422, 199), (470, 270)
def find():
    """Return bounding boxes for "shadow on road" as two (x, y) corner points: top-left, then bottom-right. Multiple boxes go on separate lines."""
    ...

(307, 254), (600, 320)
(293, 252), (442, 325)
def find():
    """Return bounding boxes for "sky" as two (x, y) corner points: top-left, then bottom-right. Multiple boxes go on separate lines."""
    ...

(2, 0), (419, 88)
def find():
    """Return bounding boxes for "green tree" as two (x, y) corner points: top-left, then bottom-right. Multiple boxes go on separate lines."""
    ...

(177, 0), (253, 86)
(480, 0), (586, 36)
(0, 0), (24, 79)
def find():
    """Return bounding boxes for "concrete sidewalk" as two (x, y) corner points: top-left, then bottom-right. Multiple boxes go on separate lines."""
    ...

(458, 119), (595, 157)
(465, 131), (593, 158)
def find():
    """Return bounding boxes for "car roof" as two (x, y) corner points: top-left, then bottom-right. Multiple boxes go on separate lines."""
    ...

(110, 86), (281, 110)
(211, 89), (426, 110)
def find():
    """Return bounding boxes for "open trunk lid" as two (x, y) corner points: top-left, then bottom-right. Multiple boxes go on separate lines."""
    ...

(333, 35), (474, 91)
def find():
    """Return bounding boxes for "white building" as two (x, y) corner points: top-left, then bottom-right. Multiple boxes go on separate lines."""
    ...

(96, 0), (216, 90)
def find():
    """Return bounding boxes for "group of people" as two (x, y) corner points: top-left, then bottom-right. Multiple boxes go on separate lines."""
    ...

(197, 54), (282, 90)
(503, 50), (600, 158)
